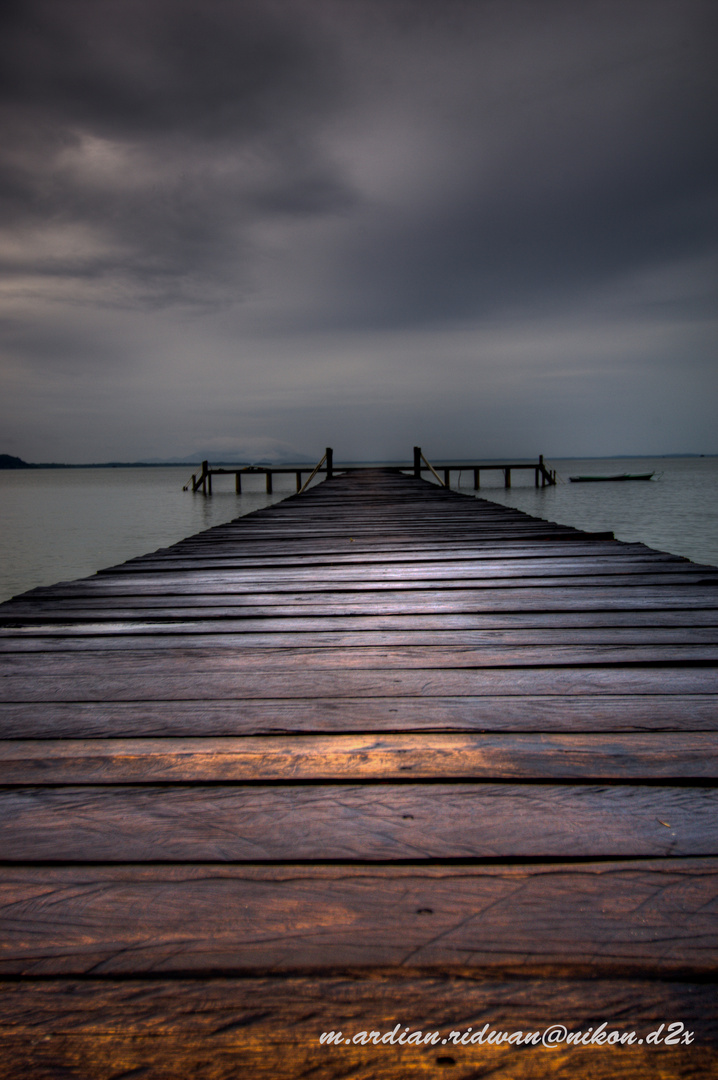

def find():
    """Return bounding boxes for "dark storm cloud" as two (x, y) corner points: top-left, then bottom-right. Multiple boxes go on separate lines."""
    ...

(319, 147), (717, 331)
(282, 1), (718, 330)
(0, 0), (339, 139)
(0, 0), (716, 460)
(0, 0), (356, 302)
(1, 0), (715, 318)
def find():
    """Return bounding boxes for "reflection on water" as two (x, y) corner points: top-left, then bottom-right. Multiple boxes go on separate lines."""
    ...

(1, 456), (716, 603)
(0, 466), (304, 602)
(450, 456), (718, 569)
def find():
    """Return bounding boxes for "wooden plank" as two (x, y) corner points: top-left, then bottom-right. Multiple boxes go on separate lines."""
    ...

(98, 541), (674, 567)
(1, 860), (716, 976)
(2, 667), (717, 701)
(2, 784), (715, 861)
(2, 694), (717, 738)
(0, 643), (717, 668)
(4, 609), (717, 642)
(3, 973), (714, 1036)
(2, 626), (718, 673)
(84, 555), (690, 579)
(4, 627), (718, 652)
(9, 600), (718, 622)
(0, 975), (715, 1079)
(90, 538), (672, 558)
(2, 733), (717, 782)
(5, 579), (713, 621)
(9, 575), (716, 596)
(5, 1031), (710, 1080)
(25, 565), (705, 589)
(4, 588), (715, 619)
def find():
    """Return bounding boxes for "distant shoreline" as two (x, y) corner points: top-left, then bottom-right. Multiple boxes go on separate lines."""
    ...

(1, 452), (713, 470)
(0, 455), (206, 470)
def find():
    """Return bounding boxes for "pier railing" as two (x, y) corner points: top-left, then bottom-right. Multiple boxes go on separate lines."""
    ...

(414, 446), (446, 487)
(185, 447), (557, 494)
(298, 448), (333, 494)
(412, 448), (557, 489)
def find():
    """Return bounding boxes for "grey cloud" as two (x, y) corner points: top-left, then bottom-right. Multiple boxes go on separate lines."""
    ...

(0, 0), (357, 303)
(0, 0), (338, 138)
(0, 0), (716, 460)
(1, 0), (715, 317)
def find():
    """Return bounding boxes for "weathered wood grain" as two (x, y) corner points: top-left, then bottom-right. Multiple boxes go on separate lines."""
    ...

(3, 973), (714, 1036)
(2, 667), (717, 702)
(1, 693), (717, 738)
(1, 643), (718, 668)
(5, 584), (717, 611)
(3, 610), (718, 656)
(2, 784), (715, 861)
(5, 614), (718, 638)
(6, 572), (710, 608)
(2, 732), (718, 782)
(3, 1032), (709, 1080)
(1, 627), (717, 673)
(1, 860), (716, 976)
(5, 556), (703, 587)
(1, 976), (714, 1079)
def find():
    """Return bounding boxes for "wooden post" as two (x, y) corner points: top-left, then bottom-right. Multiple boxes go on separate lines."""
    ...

(443, 468), (450, 488)
(413, 446), (421, 479)
(191, 474), (196, 492)
(504, 468), (511, 488)
(473, 468), (480, 490)
(296, 471), (302, 492)
(235, 473), (241, 494)
(326, 448), (333, 481)
(202, 461), (208, 496)
(265, 471), (272, 494)
(207, 471), (212, 496)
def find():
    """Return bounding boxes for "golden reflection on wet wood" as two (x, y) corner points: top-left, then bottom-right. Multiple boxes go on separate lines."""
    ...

(2, 732), (718, 782)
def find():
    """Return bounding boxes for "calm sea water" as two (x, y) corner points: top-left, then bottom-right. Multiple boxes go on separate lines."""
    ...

(1, 456), (716, 603)
(456, 455), (718, 570)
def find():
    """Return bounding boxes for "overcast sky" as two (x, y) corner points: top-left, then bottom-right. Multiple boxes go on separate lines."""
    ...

(1, 0), (716, 463)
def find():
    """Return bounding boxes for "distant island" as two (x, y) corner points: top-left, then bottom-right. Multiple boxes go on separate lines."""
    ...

(0, 454), (32, 469)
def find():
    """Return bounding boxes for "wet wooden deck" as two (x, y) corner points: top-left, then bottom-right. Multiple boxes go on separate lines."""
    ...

(1, 468), (717, 1078)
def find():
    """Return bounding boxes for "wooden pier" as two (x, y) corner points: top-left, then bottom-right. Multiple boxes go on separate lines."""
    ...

(0, 468), (716, 1078)
(188, 447), (557, 493)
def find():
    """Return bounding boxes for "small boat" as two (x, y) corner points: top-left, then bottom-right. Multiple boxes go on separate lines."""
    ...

(569, 472), (655, 482)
